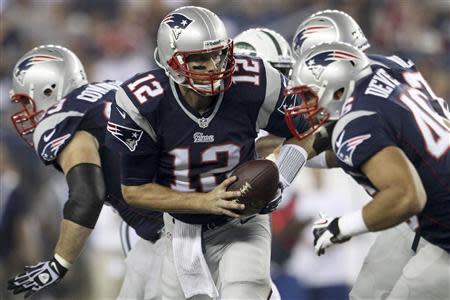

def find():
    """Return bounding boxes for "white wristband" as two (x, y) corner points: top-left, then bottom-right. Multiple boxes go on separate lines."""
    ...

(305, 151), (328, 169)
(338, 209), (369, 237)
(54, 253), (72, 269)
(276, 144), (308, 187)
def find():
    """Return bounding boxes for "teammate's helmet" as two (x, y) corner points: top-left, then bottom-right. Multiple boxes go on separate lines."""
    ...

(292, 10), (370, 58)
(155, 6), (235, 95)
(10, 44), (87, 146)
(234, 28), (295, 76)
(285, 42), (372, 140)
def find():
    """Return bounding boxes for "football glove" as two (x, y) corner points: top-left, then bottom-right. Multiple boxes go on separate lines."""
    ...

(8, 257), (68, 298)
(260, 182), (284, 214)
(312, 213), (351, 256)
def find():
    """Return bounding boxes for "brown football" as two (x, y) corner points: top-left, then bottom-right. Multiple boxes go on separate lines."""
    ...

(227, 159), (279, 216)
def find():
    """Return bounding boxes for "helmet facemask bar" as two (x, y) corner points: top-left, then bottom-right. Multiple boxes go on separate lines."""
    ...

(10, 94), (44, 146)
(284, 85), (330, 140)
(270, 62), (293, 77)
(167, 40), (235, 95)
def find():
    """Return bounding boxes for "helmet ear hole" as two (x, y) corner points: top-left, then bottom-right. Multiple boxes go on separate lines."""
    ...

(43, 84), (56, 96)
(44, 88), (53, 96)
(333, 88), (345, 100)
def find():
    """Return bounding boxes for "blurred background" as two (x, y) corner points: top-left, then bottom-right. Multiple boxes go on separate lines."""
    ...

(1, 0), (449, 299)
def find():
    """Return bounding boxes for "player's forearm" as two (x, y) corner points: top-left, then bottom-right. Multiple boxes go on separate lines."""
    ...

(362, 185), (425, 232)
(255, 135), (284, 158)
(54, 220), (92, 264)
(122, 183), (205, 213)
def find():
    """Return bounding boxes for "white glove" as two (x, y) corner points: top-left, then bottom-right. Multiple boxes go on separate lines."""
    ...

(312, 213), (351, 256)
(8, 257), (68, 298)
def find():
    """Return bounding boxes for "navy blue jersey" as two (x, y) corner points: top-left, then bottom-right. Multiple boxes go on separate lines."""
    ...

(332, 54), (450, 251)
(33, 80), (163, 241)
(106, 56), (309, 225)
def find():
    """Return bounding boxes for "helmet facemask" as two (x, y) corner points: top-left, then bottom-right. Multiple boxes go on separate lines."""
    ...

(10, 93), (45, 146)
(166, 40), (235, 96)
(270, 62), (293, 77)
(284, 85), (330, 140)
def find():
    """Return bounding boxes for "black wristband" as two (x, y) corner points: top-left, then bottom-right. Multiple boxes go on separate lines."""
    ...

(51, 257), (68, 278)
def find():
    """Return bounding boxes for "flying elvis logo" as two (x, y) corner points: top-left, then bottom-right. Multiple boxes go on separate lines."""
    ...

(163, 13), (194, 40)
(305, 50), (359, 80)
(14, 55), (63, 85)
(41, 133), (71, 161)
(293, 25), (332, 52)
(107, 121), (143, 152)
(335, 131), (371, 166)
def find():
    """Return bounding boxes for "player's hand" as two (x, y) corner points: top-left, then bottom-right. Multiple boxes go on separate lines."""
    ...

(7, 257), (68, 298)
(260, 182), (283, 214)
(202, 176), (244, 218)
(312, 213), (351, 256)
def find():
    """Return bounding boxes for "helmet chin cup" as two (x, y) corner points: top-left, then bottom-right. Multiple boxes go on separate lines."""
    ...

(10, 94), (43, 147)
(284, 85), (330, 140)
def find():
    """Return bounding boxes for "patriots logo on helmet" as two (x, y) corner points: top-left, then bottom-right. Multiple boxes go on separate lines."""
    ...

(14, 55), (63, 85)
(305, 50), (359, 80)
(41, 133), (71, 161)
(335, 131), (371, 166)
(163, 13), (194, 40)
(107, 121), (143, 152)
(293, 25), (332, 52)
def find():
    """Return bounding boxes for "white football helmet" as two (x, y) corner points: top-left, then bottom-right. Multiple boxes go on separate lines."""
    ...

(292, 10), (370, 58)
(10, 44), (87, 146)
(285, 42), (372, 139)
(234, 28), (295, 76)
(155, 6), (235, 95)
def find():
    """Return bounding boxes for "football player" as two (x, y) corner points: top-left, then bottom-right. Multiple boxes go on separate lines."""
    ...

(291, 10), (450, 299)
(105, 6), (316, 299)
(234, 27), (336, 167)
(287, 40), (450, 299)
(7, 45), (164, 299)
(234, 27), (296, 300)
(234, 27), (294, 160)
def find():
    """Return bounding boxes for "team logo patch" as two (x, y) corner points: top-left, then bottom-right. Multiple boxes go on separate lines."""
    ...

(41, 133), (71, 161)
(162, 13), (194, 40)
(335, 131), (371, 166)
(107, 121), (143, 152)
(14, 55), (63, 85)
(277, 77), (299, 114)
(305, 50), (359, 80)
(293, 24), (333, 52)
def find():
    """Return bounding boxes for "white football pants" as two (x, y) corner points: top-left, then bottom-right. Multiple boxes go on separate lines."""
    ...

(161, 213), (273, 300)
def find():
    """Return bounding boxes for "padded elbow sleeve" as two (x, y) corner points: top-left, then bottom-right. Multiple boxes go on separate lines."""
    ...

(63, 163), (105, 229)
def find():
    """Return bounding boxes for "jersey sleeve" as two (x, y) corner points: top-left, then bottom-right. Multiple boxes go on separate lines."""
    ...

(33, 105), (84, 165)
(256, 60), (310, 138)
(105, 86), (158, 155)
(332, 109), (397, 170)
(105, 85), (160, 185)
